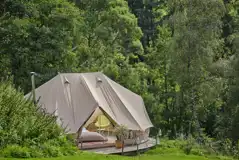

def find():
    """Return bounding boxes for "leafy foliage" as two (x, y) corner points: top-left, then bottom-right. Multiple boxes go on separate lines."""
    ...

(0, 0), (82, 92)
(114, 125), (128, 141)
(0, 80), (77, 158)
(1, 0), (239, 158)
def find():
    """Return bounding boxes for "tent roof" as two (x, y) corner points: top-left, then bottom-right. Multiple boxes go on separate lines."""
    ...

(25, 72), (153, 133)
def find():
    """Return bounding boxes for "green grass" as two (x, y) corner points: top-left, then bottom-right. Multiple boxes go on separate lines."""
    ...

(1, 150), (233, 160)
(0, 139), (234, 160)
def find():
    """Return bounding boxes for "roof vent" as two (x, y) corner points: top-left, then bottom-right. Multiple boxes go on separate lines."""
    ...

(64, 76), (70, 84)
(96, 77), (102, 83)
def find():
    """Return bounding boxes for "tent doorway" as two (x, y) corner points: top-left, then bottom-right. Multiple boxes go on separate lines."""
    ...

(83, 107), (116, 136)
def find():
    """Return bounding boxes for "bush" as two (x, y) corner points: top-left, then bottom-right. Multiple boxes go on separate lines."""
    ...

(182, 135), (196, 155)
(42, 143), (63, 157)
(0, 140), (78, 158)
(28, 146), (44, 158)
(147, 138), (217, 157)
(0, 81), (78, 158)
(190, 148), (204, 156)
(158, 139), (187, 149)
(147, 146), (183, 155)
(42, 136), (78, 157)
(146, 139), (186, 155)
(1, 145), (31, 158)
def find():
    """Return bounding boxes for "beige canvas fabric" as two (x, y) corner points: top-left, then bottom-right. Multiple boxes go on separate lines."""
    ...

(25, 72), (153, 133)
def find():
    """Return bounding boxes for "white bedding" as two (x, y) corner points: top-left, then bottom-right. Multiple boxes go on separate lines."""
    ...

(82, 127), (88, 132)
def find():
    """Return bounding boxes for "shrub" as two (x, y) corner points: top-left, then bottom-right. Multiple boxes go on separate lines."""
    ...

(0, 81), (78, 158)
(158, 139), (187, 149)
(28, 146), (44, 158)
(60, 145), (79, 156)
(182, 135), (196, 155)
(41, 143), (63, 157)
(1, 145), (31, 158)
(147, 138), (216, 157)
(146, 139), (186, 155)
(190, 148), (204, 156)
(43, 136), (78, 156)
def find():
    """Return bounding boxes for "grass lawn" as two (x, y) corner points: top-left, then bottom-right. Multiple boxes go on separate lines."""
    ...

(2, 151), (233, 160)
(0, 140), (234, 160)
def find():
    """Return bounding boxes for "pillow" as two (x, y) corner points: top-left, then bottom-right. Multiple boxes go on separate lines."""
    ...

(79, 132), (108, 142)
(82, 127), (88, 132)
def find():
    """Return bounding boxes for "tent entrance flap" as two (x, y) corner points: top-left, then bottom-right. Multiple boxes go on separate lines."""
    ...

(84, 107), (102, 128)
(84, 107), (116, 132)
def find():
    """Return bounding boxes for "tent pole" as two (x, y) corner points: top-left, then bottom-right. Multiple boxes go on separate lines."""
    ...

(80, 138), (83, 149)
(76, 127), (83, 146)
(30, 72), (36, 104)
(136, 136), (140, 156)
(137, 142), (139, 155)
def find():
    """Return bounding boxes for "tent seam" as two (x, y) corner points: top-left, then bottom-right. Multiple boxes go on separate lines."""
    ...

(80, 74), (99, 106)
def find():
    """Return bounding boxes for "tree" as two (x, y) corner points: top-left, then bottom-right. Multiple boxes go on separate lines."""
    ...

(0, 0), (82, 92)
(127, 0), (168, 49)
(167, 0), (225, 137)
(73, 0), (143, 68)
(212, 0), (239, 145)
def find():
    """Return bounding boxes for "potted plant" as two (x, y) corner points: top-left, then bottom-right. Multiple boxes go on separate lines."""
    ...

(114, 125), (128, 148)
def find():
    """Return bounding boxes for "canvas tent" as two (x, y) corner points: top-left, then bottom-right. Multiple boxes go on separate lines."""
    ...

(25, 72), (153, 135)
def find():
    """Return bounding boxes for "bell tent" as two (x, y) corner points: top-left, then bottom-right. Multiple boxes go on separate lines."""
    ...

(26, 72), (153, 137)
